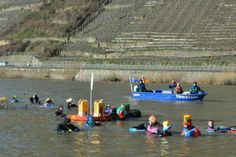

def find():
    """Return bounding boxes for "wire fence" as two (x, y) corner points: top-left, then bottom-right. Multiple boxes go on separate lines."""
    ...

(2, 63), (236, 72)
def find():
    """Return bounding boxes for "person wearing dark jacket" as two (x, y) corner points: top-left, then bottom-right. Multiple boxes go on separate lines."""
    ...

(66, 98), (77, 109)
(57, 116), (80, 132)
(55, 106), (66, 117)
(29, 96), (34, 104)
(33, 94), (39, 104)
(137, 80), (147, 92)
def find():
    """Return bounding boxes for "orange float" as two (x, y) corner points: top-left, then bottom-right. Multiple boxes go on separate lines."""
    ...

(69, 99), (112, 122)
(69, 114), (112, 122)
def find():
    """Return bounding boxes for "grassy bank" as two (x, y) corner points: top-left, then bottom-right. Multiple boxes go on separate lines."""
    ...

(0, 67), (235, 85)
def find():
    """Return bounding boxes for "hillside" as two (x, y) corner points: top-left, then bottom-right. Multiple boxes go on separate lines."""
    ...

(0, 0), (236, 66)
(0, 0), (110, 57)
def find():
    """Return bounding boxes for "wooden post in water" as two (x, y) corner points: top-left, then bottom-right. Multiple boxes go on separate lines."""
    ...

(129, 75), (133, 93)
(89, 72), (94, 115)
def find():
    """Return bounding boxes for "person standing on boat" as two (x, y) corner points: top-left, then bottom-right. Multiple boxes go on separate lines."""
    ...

(175, 83), (184, 94)
(181, 114), (201, 137)
(190, 82), (203, 94)
(169, 80), (177, 90)
(137, 80), (147, 92)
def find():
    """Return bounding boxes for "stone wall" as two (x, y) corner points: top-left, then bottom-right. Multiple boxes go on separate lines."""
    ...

(0, 67), (78, 80)
(1, 67), (234, 85)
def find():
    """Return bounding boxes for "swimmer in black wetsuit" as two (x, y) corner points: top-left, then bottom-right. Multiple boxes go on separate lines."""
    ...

(55, 106), (66, 117)
(57, 116), (80, 132)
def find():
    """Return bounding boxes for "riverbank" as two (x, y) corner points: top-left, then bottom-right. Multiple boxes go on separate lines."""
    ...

(0, 67), (236, 85)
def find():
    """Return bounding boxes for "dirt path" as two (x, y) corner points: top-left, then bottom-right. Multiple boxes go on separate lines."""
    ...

(0, 2), (43, 12)
(22, 37), (97, 43)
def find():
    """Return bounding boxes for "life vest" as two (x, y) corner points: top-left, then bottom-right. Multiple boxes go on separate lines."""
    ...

(116, 104), (127, 120)
(181, 127), (201, 137)
(207, 127), (216, 133)
(118, 110), (125, 120)
(190, 85), (203, 94)
(175, 86), (183, 94)
(147, 124), (162, 134)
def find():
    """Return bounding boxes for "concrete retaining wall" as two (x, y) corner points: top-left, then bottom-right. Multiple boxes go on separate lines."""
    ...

(1, 67), (235, 85)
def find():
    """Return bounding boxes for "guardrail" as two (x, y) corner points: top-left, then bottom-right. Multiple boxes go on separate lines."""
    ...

(1, 64), (236, 72)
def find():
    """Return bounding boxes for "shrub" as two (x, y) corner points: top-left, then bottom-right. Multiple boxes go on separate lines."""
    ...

(38, 41), (64, 58)
(16, 40), (31, 52)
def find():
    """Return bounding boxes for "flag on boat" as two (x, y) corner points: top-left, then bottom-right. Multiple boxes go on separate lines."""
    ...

(143, 76), (149, 83)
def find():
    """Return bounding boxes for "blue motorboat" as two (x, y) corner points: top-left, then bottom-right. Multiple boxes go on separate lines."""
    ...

(132, 90), (207, 101)
(129, 74), (207, 101)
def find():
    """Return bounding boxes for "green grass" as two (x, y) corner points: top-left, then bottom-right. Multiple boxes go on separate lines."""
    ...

(16, 29), (45, 39)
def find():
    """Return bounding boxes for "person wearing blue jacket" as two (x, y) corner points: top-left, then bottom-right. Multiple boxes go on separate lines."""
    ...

(168, 80), (177, 90)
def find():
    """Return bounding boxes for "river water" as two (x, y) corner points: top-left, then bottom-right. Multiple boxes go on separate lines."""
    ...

(0, 79), (235, 157)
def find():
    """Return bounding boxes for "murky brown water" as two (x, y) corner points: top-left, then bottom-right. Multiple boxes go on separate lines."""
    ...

(0, 79), (235, 157)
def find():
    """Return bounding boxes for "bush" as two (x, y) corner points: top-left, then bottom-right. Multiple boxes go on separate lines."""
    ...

(16, 41), (31, 52)
(0, 40), (30, 55)
(224, 80), (232, 85)
(38, 42), (63, 58)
